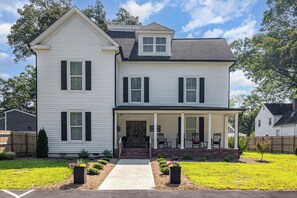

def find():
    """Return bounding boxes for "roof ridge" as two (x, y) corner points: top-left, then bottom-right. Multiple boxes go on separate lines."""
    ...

(173, 38), (226, 40)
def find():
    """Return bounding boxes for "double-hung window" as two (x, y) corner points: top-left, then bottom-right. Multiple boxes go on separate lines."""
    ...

(186, 78), (197, 103)
(143, 37), (154, 52)
(186, 117), (197, 140)
(268, 118), (272, 125)
(131, 77), (142, 102)
(70, 61), (83, 90)
(156, 37), (166, 52)
(70, 112), (83, 140)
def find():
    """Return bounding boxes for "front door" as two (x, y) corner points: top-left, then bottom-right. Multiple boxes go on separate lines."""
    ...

(126, 121), (147, 148)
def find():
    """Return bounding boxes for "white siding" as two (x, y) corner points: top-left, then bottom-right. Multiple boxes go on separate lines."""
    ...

(37, 14), (115, 154)
(280, 125), (295, 136)
(255, 104), (279, 136)
(118, 62), (230, 107)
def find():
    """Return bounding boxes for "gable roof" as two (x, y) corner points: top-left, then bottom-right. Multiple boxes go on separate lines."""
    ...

(107, 30), (235, 62)
(264, 103), (293, 115)
(4, 109), (36, 117)
(30, 6), (118, 47)
(139, 22), (174, 32)
(274, 110), (297, 126)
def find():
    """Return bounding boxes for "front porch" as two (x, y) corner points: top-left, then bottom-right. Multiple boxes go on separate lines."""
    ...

(114, 106), (241, 159)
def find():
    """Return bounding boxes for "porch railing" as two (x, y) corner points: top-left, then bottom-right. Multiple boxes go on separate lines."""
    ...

(118, 137), (122, 159)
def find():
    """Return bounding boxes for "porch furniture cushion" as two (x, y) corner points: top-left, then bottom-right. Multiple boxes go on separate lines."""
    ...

(212, 133), (221, 148)
(192, 133), (200, 148)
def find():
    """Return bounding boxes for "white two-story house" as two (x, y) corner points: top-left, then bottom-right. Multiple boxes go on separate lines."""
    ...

(30, 7), (242, 158)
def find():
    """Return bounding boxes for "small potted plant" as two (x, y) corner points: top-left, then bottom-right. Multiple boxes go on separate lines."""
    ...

(69, 159), (88, 184)
(167, 161), (181, 184)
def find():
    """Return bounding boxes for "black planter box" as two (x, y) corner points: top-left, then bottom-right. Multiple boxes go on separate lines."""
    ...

(170, 166), (181, 184)
(74, 166), (87, 184)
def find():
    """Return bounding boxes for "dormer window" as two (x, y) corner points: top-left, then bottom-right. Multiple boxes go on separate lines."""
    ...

(156, 37), (166, 52)
(138, 35), (171, 56)
(143, 37), (153, 52)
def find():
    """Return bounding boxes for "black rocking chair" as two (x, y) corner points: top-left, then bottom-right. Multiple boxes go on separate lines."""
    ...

(157, 133), (167, 148)
(212, 133), (221, 148)
(192, 133), (200, 148)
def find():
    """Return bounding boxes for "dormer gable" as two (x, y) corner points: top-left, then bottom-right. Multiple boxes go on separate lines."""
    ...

(135, 22), (174, 56)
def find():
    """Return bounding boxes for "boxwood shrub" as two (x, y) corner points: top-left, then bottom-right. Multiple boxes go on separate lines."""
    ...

(93, 163), (104, 170)
(97, 159), (108, 165)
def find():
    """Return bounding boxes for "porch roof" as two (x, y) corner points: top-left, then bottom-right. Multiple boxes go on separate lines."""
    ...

(114, 106), (244, 112)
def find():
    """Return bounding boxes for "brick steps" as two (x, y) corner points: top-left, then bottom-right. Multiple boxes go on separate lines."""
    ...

(121, 148), (150, 159)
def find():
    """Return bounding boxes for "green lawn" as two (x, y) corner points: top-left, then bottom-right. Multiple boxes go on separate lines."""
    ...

(180, 152), (297, 190)
(0, 159), (71, 189)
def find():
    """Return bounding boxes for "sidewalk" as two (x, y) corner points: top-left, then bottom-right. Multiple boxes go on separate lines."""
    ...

(98, 159), (155, 190)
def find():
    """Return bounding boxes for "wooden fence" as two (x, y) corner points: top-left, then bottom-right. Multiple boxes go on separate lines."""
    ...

(248, 136), (297, 154)
(0, 130), (36, 156)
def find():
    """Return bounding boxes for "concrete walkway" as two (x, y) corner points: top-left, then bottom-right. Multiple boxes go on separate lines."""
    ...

(98, 159), (155, 190)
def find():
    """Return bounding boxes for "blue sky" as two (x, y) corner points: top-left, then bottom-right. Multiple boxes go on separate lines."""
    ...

(0, 0), (267, 96)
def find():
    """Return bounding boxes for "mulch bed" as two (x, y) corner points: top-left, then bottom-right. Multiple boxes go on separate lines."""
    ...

(151, 160), (208, 190)
(37, 158), (118, 190)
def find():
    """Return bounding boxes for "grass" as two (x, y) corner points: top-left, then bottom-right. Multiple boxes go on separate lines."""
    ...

(180, 152), (297, 190)
(0, 159), (72, 189)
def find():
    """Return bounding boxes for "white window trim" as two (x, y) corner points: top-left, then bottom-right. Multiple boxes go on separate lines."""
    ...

(128, 76), (144, 103)
(68, 60), (85, 91)
(185, 116), (198, 141)
(143, 37), (154, 52)
(184, 76), (198, 104)
(68, 110), (85, 142)
(155, 37), (167, 52)
(138, 34), (171, 56)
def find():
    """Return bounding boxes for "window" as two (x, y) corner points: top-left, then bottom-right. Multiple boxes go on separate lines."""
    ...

(70, 61), (83, 90)
(156, 37), (166, 52)
(186, 117), (197, 141)
(70, 112), (83, 140)
(131, 77), (142, 102)
(143, 37), (153, 52)
(276, 130), (280, 136)
(258, 120), (261, 127)
(269, 118), (272, 125)
(186, 78), (197, 102)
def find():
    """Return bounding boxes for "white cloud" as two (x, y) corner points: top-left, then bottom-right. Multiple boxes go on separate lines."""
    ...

(0, 0), (28, 18)
(121, 0), (170, 22)
(181, 0), (256, 32)
(203, 28), (224, 38)
(0, 72), (11, 80)
(0, 52), (12, 66)
(231, 70), (255, 88)
(0, 23), (13, 44)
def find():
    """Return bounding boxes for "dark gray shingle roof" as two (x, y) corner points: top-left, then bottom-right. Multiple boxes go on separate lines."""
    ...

(264, 103), (293, 115)
(107, 30), (235, 61)
(274, 110), (297, 126)
(139, 22), (174, 32)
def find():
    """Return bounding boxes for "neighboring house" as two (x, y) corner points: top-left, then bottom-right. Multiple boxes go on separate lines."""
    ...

(255, 99), (297, 136)
(30, 7), (242, 157)
(0, 109), (36, 131)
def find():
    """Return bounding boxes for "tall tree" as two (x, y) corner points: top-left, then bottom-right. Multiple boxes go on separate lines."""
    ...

(8, 0), (72, 63)
(0, 65), (36, 115)
(111, 8), (142, 25)
(82, 0), (108, 32)
(231, 0), (297, 100)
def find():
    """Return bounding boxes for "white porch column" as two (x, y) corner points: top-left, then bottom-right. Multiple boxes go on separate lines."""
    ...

(114, 112), (118, 149)
(180, 112), (185, 149)
(234, 113), (239, 149)
(154, 112), (158, 149)
(208, 113), (212, 149)
(224, 115), (229, 149)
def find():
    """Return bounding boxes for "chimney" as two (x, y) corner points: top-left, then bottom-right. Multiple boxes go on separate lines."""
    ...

(294, 98), (297, 111)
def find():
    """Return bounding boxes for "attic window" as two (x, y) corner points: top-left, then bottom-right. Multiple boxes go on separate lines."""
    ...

(143, 37), (153, 52)
(156, 37), (166, 52)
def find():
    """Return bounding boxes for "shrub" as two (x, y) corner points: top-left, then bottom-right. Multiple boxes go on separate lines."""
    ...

(87, 167), (100, 175)
(78, 149), (90, 159)
(0, 151), (15, 160)
(93, 163), (104, 170)
(160, 163), (167, 168)
(101, 157), (110, 162)
(157, 153), (166, 158)
(171, 155), (179, 161)
(182, 152), (193, 160)
(160, 167), (169, 175)
(157, 157), (166, 162)
(239, 136), (249, 155)
(159, 161), (167, 167)
(97, 160), (108, 165)
(228, 137), (234, 148)
(224, 154), (233, 162)
(103, 150), (113, 158)
(255, 138), (272, 161)
(36, 128), (48, 158)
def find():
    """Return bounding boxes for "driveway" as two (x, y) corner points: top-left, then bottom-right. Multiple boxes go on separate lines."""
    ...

(1, 190), (297, 198)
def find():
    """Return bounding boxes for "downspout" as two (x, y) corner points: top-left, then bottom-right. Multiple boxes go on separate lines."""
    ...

(113, 51), (121, 156)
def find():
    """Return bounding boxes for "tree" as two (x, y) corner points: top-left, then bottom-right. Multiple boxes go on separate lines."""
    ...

(0, 65), (36, 115)
(8, 0), (72, 62)
(231, 0), (297, 100)
(255, 137), (271, 161)
(36, 128), (48, 158)
(111, 8), (142, 25)
(82, 0), (108, 32)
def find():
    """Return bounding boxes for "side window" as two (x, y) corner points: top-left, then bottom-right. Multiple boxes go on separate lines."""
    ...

(258, 120), (261, 127)
(186, 78), (197, 103)
(269, 118), (272, 125)
(70, 112), (83, 140)
(131, 77), (142, 102)
(143, 37), (153, 52)
(70, 61), (83, 90)
(276, 130), (280, 136)
(156, 37), (166, 52)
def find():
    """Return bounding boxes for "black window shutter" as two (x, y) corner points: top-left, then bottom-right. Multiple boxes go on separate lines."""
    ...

(85, 61), (91, 90)
(61, 112), (67, 141)
(199, 77), (205, 103)
(178, 77), (184, 103)
(199, 117), (204, 142)
(123, 77), (128, 103)
(144, 77), (149, 103)
(61, 61), (67, 90)
(85, 112), (91, 141)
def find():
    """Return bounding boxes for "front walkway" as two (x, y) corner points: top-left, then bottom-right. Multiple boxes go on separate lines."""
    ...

(98, 159), (155, 190)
